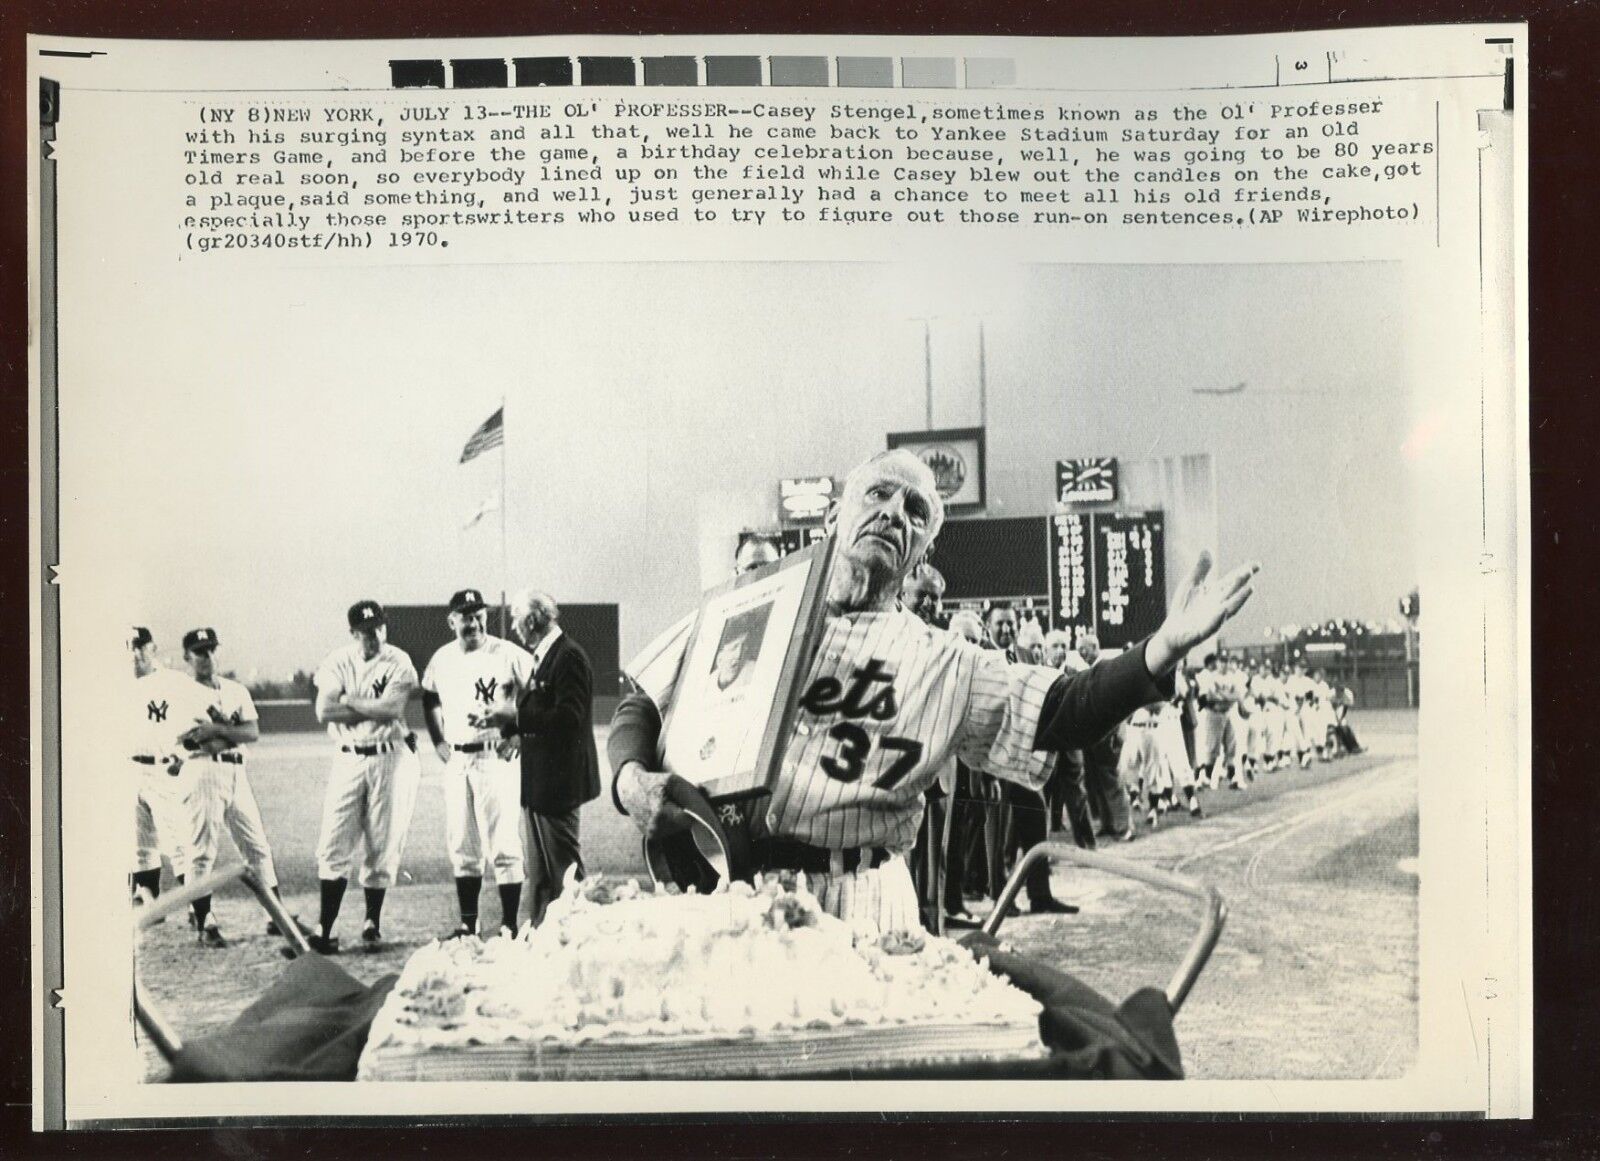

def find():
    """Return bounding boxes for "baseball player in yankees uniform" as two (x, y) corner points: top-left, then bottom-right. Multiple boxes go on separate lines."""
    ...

(610, 449), (1259, 932)
(422, 588), (535, 938)
(307, 600), (422, 954)
(129, 627), (205, 907)
(176, 627), (294, 948)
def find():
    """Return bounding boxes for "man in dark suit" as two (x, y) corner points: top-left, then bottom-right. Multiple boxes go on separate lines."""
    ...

(487, 589), (600, 926)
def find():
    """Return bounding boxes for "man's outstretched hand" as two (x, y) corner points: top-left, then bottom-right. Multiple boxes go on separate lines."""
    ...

(1146, 551), (1260, 676)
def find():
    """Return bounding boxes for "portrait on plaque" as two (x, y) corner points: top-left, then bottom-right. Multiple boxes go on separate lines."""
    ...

(658, 538), (832, 802)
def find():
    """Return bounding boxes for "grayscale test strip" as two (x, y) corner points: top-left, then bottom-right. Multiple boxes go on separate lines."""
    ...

(388, 56), (1017, 90)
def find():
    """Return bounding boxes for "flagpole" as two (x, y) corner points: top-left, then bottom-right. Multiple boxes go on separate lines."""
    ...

(498, 395), (508, 639)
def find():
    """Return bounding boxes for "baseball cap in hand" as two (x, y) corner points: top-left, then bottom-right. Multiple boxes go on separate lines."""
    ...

(129, 626), (154, 651)
(182, 627), (219, 653)
(348, 600), (386, 629)
(449, 588), (488, 615)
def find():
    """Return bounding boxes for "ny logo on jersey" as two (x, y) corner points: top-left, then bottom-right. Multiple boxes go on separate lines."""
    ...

(146, 700), (169, 722)
(473, 677), (497, 705)
(371, 674), (390, 698)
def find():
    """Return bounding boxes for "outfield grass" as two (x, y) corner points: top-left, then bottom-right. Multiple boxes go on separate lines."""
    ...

(201, 728), (649, 897)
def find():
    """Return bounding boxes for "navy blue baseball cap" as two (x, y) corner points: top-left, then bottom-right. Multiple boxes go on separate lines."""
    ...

(182, 627), (219, 653)
(129, 626), (153, 650)
(449, 588), (488, 615)
(348, 600), (386, 629)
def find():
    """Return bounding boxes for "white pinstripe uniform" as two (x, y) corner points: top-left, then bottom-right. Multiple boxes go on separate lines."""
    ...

(422, 636), (533, 885)
(627, 608), (1060, 932)
(180, 675), (279, 890)
(313, 642), (422, 889)
(131, 667), (208, 874)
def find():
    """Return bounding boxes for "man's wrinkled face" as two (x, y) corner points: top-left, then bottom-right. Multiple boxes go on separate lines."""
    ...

(986, 610), (1017, 650)
(834, 457), (938, 583)
(1044, 641), (1071, 668)
(1077, 636), (1101, 665)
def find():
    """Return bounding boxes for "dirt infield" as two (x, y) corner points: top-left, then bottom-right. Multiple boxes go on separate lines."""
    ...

(135, 712), (1416, 1082)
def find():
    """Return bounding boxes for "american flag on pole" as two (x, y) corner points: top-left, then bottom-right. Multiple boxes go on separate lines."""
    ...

(459, 407), (504, 463)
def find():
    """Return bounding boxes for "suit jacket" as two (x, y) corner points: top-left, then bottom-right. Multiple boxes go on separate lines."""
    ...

(516, 631), (601, 816)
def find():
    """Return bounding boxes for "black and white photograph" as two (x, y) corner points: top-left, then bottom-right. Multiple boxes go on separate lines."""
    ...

(25, 25), (1527, 1125)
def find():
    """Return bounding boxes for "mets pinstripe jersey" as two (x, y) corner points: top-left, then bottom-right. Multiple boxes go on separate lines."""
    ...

(314, 642), (418, 745)
(621, 607), (1156, 853)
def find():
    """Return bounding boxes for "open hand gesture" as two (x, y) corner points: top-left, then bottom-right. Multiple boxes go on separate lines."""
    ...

(1148, 552), (1260, 674)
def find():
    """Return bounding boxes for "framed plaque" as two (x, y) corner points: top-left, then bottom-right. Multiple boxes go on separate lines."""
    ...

(659, 536), (834, 802)
(886, 426), (986, 514)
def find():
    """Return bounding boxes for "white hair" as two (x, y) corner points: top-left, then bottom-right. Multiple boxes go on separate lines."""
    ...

(511, 588), (559, 624)
(948, 610), (985, 642)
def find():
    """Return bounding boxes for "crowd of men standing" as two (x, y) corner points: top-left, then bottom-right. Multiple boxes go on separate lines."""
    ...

(894, 564), (1365, 934)
(127, 535), (1363, 952)
(127, 587), (602, 953)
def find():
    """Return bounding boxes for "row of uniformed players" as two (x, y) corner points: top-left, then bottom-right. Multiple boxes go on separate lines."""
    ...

(128, 588), (559, 952)
(893, 566), (1366, 928)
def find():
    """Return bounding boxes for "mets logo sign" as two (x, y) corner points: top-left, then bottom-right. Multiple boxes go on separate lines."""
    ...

(916, 444), (966, 500)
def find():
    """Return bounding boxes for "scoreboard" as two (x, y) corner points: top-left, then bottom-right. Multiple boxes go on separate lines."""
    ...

(934, 510), (1166, 649)
(1048, 510), (1165, 648)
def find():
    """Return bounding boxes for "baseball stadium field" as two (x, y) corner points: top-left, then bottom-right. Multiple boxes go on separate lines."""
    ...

(136, 709), (1417, 1082)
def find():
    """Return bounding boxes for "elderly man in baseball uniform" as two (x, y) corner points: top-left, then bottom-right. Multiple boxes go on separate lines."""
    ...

(422, 588), (535, 938)
(306, 600), (422, 954)
(176, 627), (294, 948)
(610, 449), (1258, 931)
